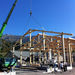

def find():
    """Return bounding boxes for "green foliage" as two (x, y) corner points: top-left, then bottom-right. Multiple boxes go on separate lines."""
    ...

(0, 39), (13, 57)
(0, 54), (3, 58)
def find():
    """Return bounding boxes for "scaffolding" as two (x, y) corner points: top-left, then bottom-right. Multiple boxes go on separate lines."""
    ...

(13, 29), (75, 67)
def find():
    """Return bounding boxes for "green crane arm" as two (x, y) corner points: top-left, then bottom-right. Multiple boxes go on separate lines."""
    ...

(0, 0), (18, 38)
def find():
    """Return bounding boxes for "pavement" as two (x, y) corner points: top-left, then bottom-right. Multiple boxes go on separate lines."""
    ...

(16, 68), (75, 75)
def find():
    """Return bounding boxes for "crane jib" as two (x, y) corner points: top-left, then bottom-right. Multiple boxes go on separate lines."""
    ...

(0, 0), (18, 38)
(0, 24), (7, 37)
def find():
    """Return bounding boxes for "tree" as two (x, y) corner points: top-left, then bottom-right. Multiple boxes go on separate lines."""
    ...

(0, 39), (12, 57)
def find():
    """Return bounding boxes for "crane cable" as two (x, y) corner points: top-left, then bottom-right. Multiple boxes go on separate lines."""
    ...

(26, 0), (43, 29)
(25, 0), (32, 29)
(30, 0), (32, 16)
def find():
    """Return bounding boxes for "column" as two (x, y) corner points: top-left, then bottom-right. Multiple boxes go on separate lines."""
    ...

(49, 49), (52, 60)
(69, 42), (72, 67)
(33, 52), (35, 64)
(20, 38), (23, 65)
(13, 46), (15, 58)
(39, 51), (41, 64)
(29, 30), (32, 64)
(61, 33), (66, 62)
(43, 32), (46, 64)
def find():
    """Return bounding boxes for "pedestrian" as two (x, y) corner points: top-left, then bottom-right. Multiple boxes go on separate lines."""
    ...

(63, 62), (67, 72)
(60, 61), (64, 71)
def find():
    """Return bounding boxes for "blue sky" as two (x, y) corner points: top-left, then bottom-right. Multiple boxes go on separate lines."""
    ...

(0, 0), (75, 37)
